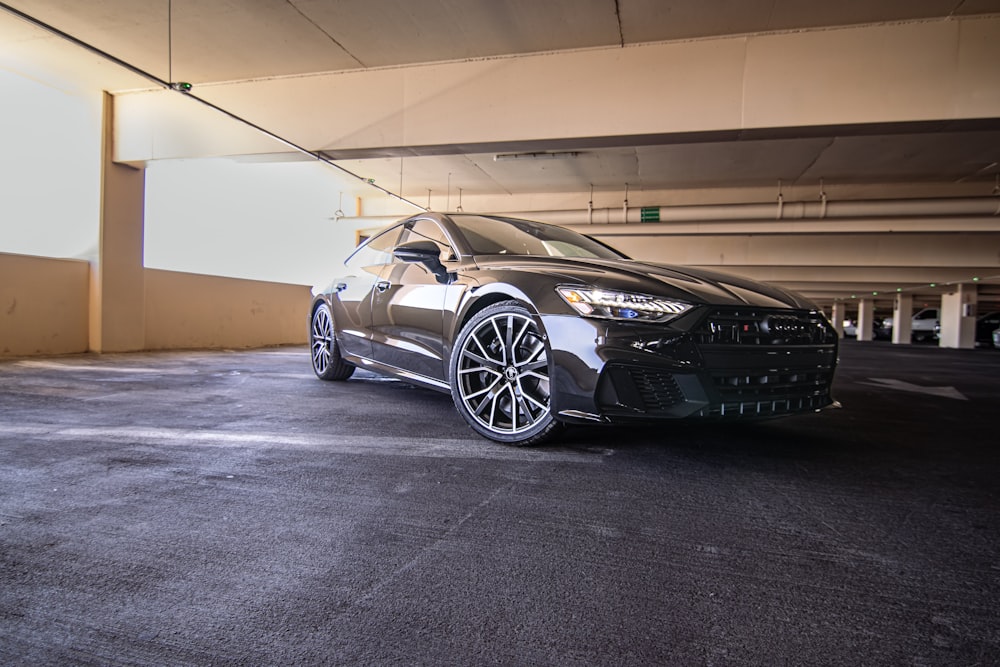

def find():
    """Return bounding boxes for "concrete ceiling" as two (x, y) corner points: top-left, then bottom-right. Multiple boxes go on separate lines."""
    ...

(4, 0), (999, 83)
(3, 0), (1000, 201)
(334, 129), (1000, 200)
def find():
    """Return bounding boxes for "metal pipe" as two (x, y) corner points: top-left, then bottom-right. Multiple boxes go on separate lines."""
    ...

(496, 197), (1000, 225)
(564, 216), (1000, 236)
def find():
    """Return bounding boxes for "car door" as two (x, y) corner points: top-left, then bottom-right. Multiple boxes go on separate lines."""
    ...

(331, 224), (402, 360)
(369, 218), (459, 382)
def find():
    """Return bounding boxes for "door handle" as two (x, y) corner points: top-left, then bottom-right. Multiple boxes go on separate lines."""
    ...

(375, 280), (391, 293)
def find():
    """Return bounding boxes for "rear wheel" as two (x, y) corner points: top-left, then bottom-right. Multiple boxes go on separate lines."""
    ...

(450, 301), (561, 446)
(310, 303), (355, 381)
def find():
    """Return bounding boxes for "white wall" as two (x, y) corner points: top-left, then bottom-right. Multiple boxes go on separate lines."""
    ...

(0, 68), (101, 260)
(144, 158), (409, 288)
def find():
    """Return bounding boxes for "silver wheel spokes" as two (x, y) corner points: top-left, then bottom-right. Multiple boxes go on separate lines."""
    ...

(458, 313), (550, 434)
(311, 308), (333, 374)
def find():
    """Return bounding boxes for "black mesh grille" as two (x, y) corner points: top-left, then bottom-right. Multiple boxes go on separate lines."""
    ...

(598, 365), (686, 415)
(594, 308), (837, 421)
(694, 309), (836, 346)
(691, 308), (838, 418)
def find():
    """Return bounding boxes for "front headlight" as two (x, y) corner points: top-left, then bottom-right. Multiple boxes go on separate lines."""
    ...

(556, 286), (692, 323)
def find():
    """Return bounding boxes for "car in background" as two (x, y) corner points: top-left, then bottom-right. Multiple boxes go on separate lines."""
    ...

(879, 309), (999, 346)
(309, 213), (840, 445)
(876, 317), (894, 340)
(977, 311), (1000, 347)
(911, 307), (939, 342)
(840, 317), (890, 339)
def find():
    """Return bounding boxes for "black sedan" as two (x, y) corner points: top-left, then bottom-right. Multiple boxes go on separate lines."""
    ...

(310, 213), (839, 445)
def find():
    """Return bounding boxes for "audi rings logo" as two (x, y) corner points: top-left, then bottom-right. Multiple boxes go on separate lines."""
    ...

(760, 315), (810, 339)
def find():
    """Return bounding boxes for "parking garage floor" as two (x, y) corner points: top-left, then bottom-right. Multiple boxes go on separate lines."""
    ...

(1, 341), (998, 666)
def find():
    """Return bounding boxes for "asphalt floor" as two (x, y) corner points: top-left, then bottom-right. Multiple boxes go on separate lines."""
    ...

(1, 340), (998, 665)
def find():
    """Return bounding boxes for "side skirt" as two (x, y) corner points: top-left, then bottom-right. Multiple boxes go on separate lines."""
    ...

(341, 353), (451, 394)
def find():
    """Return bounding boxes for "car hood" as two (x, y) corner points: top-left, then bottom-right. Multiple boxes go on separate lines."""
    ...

(475, 255), (816, 310)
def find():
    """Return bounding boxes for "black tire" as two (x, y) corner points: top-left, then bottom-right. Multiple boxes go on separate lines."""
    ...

(450, 301), (561, 446)
(310, 303), (355, 381)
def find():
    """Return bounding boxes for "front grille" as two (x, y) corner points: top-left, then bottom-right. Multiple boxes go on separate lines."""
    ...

(694, 309), (836, 346)
(594, 307), (838, 421)
(691, 308), (838, 418)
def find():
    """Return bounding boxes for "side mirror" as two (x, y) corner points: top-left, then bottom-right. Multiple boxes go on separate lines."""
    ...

(393, 240), (442, 264)
(393, 240), (452, 284)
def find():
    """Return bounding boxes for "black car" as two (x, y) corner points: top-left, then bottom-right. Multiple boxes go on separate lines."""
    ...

(977, 311), (1000, 347)
(310, 213), (839, 445)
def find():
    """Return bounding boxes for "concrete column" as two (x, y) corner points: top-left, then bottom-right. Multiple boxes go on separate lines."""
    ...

(89, 92), (146, 353)
(831, 301), (845, 339)
(939, 284), (978, 349)
(892, 293), (913, 344)
(857, 298), (875, 342)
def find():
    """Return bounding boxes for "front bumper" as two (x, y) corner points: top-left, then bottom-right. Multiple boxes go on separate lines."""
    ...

(542, 308), (839, 424)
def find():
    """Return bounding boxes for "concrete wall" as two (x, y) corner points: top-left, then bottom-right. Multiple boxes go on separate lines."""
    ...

(143, 269), (310, 351)
(0, 254), (310, 358)
(0, 253), (90, 357)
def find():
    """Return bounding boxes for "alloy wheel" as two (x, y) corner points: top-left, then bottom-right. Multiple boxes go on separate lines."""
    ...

(311, 305), (334, 376)
(455, 310), (552, 436)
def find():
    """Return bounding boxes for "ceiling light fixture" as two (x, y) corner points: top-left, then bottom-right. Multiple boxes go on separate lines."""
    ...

(494, 151), (581, 162)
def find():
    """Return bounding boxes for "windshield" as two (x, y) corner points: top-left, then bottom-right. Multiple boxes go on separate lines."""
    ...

(450, 215), (628, 259)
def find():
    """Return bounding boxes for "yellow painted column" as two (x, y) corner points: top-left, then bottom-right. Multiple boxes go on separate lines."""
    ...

(89, 92), (146, 353)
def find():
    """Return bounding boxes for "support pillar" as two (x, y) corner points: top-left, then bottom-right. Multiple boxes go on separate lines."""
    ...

(89, 92), (146, 353)
(831, 301), (845, 339)
(939, 284), (977, 349)
(857, 298), (875, 342)
(891, 293), (913, 344)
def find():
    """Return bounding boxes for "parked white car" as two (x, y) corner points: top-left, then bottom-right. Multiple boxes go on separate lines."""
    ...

(911, 307), (939, 342)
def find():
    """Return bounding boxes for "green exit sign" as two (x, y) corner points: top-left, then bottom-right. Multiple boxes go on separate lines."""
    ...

(640, 207), (660, 222)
